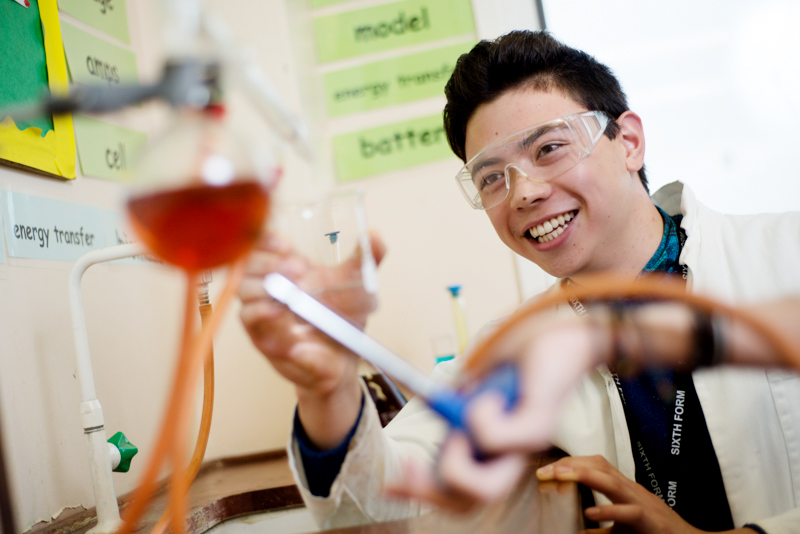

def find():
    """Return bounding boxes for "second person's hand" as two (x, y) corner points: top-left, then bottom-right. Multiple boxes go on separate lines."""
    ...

(238, 230), (387, 449)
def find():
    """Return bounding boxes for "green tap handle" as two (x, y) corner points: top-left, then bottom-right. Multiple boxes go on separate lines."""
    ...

(107, 431), (138, 473)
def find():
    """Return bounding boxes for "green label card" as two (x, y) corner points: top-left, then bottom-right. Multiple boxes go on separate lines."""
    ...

(313, 0), (475, 63)
(58, 0), (130, 44)
(324, 41), (474, 117)
(333, 113), (454, 181)
(60, 20), (138, 86)
(72, 114), (146, 181)
(309, 0), (353, 7)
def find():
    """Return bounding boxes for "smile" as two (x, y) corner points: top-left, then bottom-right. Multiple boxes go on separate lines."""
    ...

(528, 210), (576, 243)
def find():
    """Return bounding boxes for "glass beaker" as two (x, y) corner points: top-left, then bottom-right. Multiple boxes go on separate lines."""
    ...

(272, 190), (378, 315)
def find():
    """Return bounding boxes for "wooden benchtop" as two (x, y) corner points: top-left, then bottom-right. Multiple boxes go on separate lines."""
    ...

(26, 450), (581, 534)
(26, 451), (303, 534)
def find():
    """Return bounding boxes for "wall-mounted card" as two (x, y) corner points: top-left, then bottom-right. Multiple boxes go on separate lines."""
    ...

(323, 41), (474, 117)
(72, 114), (146, 182)
(58, 0), (130, 44)
(333, 113), (455, 181)
(1, 191), (106, 261)
(313, 0), (475, 63)
(60, 20), (138, 86)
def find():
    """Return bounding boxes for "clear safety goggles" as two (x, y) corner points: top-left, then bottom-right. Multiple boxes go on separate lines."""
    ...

(455, 111), (611, 210)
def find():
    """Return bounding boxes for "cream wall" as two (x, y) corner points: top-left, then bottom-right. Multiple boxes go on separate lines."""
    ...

(0, 0), (543, 531)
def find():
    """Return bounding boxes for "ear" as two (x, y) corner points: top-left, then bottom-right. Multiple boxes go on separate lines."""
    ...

(616, 111), (645, 174)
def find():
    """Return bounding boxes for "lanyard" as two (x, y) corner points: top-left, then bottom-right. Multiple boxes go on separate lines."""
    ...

(562, 215), (733, 530)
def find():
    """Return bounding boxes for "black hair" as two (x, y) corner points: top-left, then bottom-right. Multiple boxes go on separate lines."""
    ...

(443, 30), (648, 191)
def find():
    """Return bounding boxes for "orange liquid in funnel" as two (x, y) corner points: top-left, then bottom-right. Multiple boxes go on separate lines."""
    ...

(128, 181), (269, 271)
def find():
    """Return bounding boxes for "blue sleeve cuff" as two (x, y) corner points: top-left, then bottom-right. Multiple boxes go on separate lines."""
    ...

(743, 524), (767, 534)
(294, 393), (365, 497)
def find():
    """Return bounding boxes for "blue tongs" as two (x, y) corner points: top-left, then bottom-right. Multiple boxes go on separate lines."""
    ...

(263, 273), (519, 440)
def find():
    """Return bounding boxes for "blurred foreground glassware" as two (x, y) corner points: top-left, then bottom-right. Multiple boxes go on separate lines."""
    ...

(127, 99), (279, 271)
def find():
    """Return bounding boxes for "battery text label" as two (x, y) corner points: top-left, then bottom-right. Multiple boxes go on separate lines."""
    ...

(359, 126), (445, 158)
(334, 114), (454, 181)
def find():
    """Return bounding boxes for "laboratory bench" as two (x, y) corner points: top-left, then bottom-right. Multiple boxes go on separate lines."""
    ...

(25, 449), (582, 534)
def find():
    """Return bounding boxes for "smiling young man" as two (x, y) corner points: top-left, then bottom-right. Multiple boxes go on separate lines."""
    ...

(461, 89), (661, 282)
(238, 31), (800, 533)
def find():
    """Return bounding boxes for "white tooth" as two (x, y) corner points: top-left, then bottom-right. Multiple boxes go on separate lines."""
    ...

(549, 218), (559, 228)
(556, 226), (564, 235)
(537, 236), (544, 243)
(557, 214), (565, 226)
(530, 227), (539, 238)
(537, 224), (545, 235)
(565, 212), (572, 221)
(543, 221), (553, 233)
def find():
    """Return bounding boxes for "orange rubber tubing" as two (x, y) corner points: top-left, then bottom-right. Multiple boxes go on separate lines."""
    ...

(146, 303), (216, 534)
(116, 272), (198, 534)
(465, 274), (800, 374)
(116, 259), (246, 534)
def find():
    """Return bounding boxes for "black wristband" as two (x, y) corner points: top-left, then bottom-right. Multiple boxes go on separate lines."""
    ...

(742, 523), (768, 534)
(605, 305), (644, 379)
(693, 311), (726, 368)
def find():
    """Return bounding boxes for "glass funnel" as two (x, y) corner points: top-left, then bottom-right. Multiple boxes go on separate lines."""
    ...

(127, 102), (279, 272)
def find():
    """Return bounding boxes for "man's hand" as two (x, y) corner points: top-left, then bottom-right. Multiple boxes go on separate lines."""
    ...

(385, 432), (528, 513)
(238, 231), (386, 449)
(538, 455), (697, 533)
(537, 456), (759, 534)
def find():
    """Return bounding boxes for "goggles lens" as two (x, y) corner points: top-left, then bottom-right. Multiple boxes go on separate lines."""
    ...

(456, 111), (610, 210)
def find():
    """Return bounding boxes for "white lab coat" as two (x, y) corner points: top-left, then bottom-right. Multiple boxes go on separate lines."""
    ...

(288, 182), (800, 533)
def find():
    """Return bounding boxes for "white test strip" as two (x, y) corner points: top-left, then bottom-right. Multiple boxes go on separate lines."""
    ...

(263, 273), (440, 400)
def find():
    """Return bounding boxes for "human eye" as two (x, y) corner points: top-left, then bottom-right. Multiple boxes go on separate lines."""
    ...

(477, 171), (505, 191)
(524, 128), (572, 164)
(536, 143), (563, 159)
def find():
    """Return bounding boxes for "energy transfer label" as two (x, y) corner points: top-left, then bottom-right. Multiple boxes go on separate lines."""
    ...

(1, 191), (105, 261)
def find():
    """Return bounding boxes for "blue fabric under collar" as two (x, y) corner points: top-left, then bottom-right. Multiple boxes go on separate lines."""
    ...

(641, 206), (684, 277)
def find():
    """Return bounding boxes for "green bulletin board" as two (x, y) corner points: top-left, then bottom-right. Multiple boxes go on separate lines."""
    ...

(0, 0), (76, 178)
(0, 0), (52, 133)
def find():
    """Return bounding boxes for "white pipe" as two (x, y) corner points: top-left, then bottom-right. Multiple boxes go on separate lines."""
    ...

(68, 243), (147, 534)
